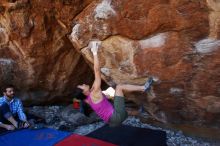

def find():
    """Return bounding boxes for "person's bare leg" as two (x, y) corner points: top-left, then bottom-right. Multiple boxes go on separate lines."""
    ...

(115, 84), (145, 97)
(7, 116), (18, 128)
(111, 84), (144, 125)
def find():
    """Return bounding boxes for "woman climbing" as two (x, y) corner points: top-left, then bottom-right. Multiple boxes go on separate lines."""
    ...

(73, 40), (154, 127)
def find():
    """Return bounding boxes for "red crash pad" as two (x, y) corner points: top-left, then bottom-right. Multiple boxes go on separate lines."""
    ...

(55, 134), (117, 146)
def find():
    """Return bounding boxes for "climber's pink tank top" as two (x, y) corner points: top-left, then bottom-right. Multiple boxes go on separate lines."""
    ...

(86, 93), (114, 123)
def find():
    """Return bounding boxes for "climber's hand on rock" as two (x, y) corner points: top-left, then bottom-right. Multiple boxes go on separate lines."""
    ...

(89, 40), (101, 55)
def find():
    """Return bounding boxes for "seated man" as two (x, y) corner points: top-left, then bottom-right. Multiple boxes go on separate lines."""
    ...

(0, 85), (29, 131)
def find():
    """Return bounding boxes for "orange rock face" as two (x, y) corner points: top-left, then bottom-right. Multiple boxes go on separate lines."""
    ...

(0, 0), (220, 128)
(0, 0), (94, 104)
(69, 0), (220, 128)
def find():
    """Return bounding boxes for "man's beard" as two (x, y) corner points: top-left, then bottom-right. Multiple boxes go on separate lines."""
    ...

(6, 95), (14, 99)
